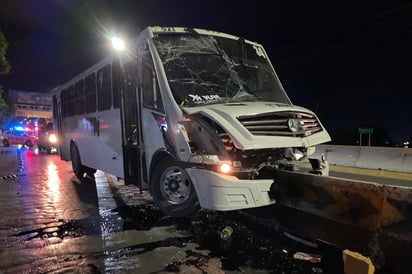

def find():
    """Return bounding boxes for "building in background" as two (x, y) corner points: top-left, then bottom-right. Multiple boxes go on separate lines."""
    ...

(6, 89), (52, 121)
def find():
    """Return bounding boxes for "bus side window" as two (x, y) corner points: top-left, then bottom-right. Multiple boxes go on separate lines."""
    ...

(97, 64), (112, 111)
(61, 89), (68, 118)
(85, 73), (96, 114)
(68, 84), (76, 117)
(142, 53), (164, 112)
(75, 79), (85, 115)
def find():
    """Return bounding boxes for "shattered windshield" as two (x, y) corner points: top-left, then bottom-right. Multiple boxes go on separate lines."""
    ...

(153, 32), (291, 107)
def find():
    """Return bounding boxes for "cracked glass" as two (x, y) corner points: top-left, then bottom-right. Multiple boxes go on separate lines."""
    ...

(153, 33), (291, 107)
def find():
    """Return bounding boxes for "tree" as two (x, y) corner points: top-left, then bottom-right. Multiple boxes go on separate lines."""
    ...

(0, 30), (13, 130)
(0, 30), (11, 75)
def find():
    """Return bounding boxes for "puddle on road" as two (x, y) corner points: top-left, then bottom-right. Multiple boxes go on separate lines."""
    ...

(13, 217), (101, 240)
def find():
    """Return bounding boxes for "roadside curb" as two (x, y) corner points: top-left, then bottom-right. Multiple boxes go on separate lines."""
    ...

(0, 149), (24, 181)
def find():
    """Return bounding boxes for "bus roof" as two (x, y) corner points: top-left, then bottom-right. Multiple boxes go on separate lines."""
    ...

(51, 26), (262, 94)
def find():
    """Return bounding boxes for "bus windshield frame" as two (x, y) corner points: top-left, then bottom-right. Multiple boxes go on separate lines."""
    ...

(153, 33), (291, 107)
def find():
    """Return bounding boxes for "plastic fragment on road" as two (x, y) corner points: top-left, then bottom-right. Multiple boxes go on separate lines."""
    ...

(342, 249), (375, 274)
(293, 251), (322, 263)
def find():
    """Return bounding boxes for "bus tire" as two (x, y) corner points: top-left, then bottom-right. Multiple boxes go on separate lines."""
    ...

(3, 139), (9, 147)
(150, 157), (200, 217)
(70, 143), (88, 180)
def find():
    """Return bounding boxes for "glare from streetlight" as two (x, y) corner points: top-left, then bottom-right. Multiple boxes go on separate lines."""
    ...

(111, 37), (125, 51)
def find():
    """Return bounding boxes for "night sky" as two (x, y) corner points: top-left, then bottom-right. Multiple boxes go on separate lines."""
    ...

(0, 0), (411, 144)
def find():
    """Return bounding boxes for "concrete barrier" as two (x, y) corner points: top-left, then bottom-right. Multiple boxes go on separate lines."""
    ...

(311, 145), (412, 173)
(275, 169), (412, 273)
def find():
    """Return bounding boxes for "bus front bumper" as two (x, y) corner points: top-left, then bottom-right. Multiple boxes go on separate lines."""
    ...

(189, 169), (277, 211)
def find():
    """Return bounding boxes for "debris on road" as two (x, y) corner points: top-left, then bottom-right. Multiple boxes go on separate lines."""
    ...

(293, 251), (322, 263)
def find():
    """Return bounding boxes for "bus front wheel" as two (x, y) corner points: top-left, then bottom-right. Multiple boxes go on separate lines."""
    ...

(150, 157), (200, 217)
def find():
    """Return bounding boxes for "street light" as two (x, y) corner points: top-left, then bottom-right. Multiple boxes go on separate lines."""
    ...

(111, 37), (125, 51)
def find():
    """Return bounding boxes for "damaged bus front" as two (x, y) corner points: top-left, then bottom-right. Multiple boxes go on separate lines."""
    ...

(145, 27), (331, 216)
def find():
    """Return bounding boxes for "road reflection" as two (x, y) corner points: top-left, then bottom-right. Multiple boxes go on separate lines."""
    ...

(0, 148), (110, 272)
(46, 162), (60, 204)
(0, 149), (190, 273)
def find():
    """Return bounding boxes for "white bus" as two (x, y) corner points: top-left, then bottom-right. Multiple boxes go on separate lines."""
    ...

(52, 26), (331, 217)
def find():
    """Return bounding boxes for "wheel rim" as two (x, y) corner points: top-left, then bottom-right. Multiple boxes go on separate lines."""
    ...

(160, 166), (191, 204)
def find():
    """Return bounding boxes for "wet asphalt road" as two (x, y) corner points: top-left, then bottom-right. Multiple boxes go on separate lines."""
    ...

(0, 146), (392, 274)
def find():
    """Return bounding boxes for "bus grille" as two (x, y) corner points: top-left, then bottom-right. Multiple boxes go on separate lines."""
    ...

(238, 111), (323, 137)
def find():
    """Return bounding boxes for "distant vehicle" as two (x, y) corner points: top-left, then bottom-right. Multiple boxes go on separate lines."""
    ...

(2, 116), (42, 136)
(37, 122), (58, 154)
(2, 116), (27, 132)
(52, 26), (331, 217)
(1, 128), (37, 148)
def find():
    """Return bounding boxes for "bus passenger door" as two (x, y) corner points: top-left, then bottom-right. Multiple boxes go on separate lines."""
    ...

(119, 59), (143, 187)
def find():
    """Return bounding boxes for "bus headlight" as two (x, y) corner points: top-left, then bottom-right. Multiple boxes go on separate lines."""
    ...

(188, 155), (234, 174)
(219, 162), (232, 174)
(49, 134), (57, 143)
